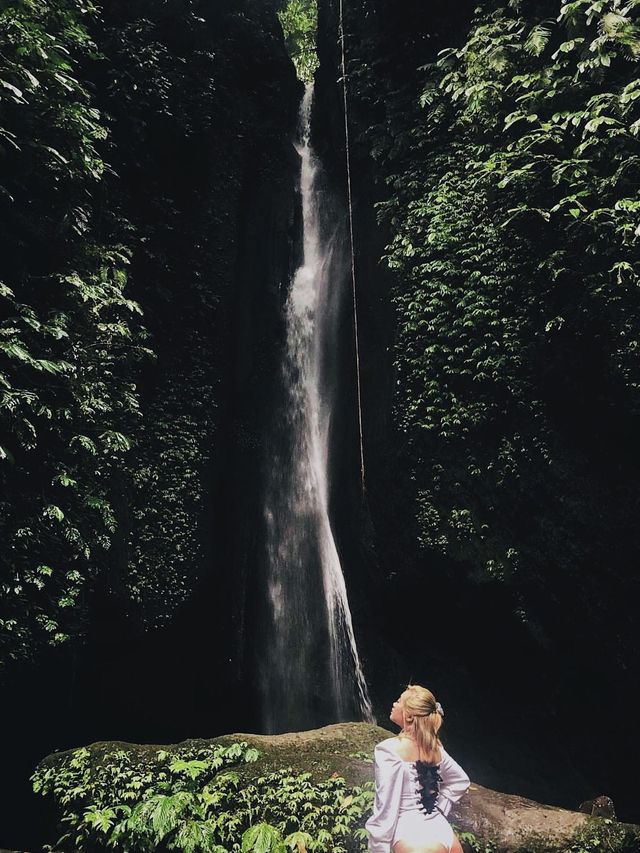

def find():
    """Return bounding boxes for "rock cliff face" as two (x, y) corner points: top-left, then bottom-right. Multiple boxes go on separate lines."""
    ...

(312, 0), (639, 826)
(75, 0), (302, 728)
(63, 0), (304, 732)
(2, 2), (302, 848)
(94, 0), (303, 671)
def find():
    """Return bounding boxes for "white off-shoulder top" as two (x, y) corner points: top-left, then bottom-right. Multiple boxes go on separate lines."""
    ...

(365, 737), (471, 853)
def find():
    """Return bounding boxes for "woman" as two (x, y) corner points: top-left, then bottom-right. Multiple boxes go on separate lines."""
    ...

(365, 685), (470, 853)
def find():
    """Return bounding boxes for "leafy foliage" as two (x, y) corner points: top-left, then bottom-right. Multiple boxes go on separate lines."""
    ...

(355, 0), (640, 662)
(31, 738), (640, 853)
(558, 817), (640, 853)
(1, 0), (298, 662)
(91, 0), (229, 626)
(502, 816), (640, 853)
(278, 0), (319, 82)
(86, 0), (297, 628)
(0, 0), (150, 667)
(32, 742), (374, 852)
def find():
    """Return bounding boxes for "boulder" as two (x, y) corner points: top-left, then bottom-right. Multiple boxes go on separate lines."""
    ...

(40, 722), (639, 853)
(579, 795), (617, 818)
(213, 723), (638, 852)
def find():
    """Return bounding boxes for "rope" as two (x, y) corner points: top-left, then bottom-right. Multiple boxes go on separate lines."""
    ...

(338, 0), (366, 494)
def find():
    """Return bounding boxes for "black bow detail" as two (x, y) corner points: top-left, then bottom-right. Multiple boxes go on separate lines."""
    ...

(414, 761), (443, 815)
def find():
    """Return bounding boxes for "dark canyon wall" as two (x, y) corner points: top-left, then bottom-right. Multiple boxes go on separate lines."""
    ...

(2, 1), (300, 847)
(314, 0), (640, 824)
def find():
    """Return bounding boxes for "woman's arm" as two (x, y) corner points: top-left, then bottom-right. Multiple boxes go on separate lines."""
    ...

(365, 742), (405, 853)
(436, 746), (471, 817)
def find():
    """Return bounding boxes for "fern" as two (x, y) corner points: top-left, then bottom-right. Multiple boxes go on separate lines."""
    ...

(524, 20), (553, 55)
(129, 791), (194, 839)
(32, 743), (375, 852)
(242, 822), (284, 853)
(171, 820), (223, 853)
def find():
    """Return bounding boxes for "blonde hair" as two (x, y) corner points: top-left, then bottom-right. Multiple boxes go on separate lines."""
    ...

(400, 684), (443, 764)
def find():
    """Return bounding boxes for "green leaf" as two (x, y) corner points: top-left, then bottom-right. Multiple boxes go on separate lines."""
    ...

(43, 505), (65, 522)
(0, 444), (15, 463)
(0, 78), (24, 100)
(53, 472), (77, 487)
(242, 823), (283, 853)
(70, 435), (98, 455)
(83, 806), (116, 833)
(99, 430), (131, 452)
(284, 830), (313, 852)
(169, 759), (209, 780)
(524, 21), (553, 56)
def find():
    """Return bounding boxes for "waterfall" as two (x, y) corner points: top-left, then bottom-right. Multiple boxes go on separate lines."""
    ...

(260, 83), (373, 733)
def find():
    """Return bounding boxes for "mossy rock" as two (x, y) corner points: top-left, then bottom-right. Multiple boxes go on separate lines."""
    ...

(39, 723), (640, 853)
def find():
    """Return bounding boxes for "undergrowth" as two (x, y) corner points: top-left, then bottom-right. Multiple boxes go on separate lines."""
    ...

(32, 742), (639, 853)
(32, 742), (374, 852)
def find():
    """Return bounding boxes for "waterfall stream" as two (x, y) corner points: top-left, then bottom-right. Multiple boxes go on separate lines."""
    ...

(260, 83), (373, 733)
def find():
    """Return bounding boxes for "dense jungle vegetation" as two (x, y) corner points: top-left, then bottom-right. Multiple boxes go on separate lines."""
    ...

(1, 0), (296, 670)
(31, 741), (376, 853)
(339, 0), (640, 706)
(0, 0), (149, 667)
(314, 0), (640, 824)
(278, 0), (319, 82)
(375, 0), (640, 671)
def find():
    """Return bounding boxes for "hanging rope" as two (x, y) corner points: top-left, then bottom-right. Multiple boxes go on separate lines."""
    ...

(338, 0), (366, 494)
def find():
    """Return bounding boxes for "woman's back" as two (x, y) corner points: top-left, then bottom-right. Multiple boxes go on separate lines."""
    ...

(366, 686), (470, 853)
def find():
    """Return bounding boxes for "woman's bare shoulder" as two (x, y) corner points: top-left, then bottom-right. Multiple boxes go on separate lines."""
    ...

(376, 735), (417, 761)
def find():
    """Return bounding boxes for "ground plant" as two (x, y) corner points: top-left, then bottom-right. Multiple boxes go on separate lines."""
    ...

(32, 742), (375, 852)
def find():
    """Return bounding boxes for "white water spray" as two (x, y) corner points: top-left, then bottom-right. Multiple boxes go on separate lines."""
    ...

(261, 84), (373, 732)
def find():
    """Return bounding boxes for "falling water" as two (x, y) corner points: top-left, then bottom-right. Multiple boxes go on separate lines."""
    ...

(260, 83), (373, 733)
